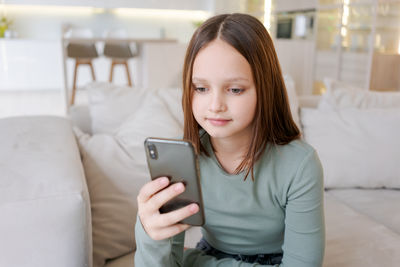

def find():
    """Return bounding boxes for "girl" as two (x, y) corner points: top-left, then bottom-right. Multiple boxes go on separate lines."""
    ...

(135, 13), (325, 266)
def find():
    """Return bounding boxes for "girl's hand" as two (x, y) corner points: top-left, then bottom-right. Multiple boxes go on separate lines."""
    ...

(137, 176), (200, 241)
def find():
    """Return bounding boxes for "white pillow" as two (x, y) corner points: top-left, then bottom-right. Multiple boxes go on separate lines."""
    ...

(301, 107), (400, 189)
(74, 127), (149, 267)
(115, 89), (183, 163)
(283, 74), (300, 128)
(319, 78), (400, 110)
(86, 82), (150, 134)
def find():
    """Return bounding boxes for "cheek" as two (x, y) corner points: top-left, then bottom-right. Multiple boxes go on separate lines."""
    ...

(238, 94), (257, 123)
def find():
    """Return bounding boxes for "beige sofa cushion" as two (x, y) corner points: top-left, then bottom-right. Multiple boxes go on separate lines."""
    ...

(0, 116), (91, 267)
(324, 192), (400, 266)
(327, 189), (400, 235)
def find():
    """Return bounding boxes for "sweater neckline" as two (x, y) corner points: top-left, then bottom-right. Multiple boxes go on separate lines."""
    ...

(202, 133), (247, 179)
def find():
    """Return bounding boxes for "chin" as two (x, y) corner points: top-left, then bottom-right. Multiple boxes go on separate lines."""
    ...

(203, 127), (231, 139)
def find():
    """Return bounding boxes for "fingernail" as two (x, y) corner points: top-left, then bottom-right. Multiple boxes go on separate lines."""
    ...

(174, 183), (184, 192)
(189, 204), (199, 213)
(159, 177), (169, 186)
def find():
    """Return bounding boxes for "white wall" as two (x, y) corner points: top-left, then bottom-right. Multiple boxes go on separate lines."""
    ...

(4, 7), (202, 42)
(5, 0), (212, 11)
(213, 0), (245, 14)
(2, 0), (246, 42)
(15, 12), (197, 42)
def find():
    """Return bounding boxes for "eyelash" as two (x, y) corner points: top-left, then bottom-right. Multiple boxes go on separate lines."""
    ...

(193, 87), (245, 95)
(194, 87), (208, 93)
(229, 88), (244, 94)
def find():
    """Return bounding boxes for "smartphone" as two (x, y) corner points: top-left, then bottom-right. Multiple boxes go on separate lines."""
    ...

(144, 137), (205, 226)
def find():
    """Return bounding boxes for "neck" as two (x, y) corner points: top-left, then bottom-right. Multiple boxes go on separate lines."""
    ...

(210, 132), (252, 163)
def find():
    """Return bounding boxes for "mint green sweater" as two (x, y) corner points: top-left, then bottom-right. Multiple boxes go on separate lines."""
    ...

(135, 133), (325, 266)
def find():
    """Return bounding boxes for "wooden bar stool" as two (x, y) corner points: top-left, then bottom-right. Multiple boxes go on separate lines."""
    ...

(65, 28), (99, 105)
(109, 58), (132, 86)
(103, 29), (137, 87)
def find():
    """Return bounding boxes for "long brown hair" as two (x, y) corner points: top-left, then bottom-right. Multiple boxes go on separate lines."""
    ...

(182, 13), (300, 180)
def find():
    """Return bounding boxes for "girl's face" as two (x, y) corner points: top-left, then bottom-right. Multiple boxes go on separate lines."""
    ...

(191, 39), (257, 142)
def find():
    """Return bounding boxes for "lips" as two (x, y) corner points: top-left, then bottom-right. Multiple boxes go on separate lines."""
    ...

(207, 118), (231, 126)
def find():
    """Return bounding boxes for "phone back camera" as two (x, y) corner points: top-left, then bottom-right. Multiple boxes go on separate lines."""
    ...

(147, 144), (158, 159)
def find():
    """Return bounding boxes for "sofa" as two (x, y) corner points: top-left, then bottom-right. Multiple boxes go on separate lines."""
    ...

(1, 80), (400, 267)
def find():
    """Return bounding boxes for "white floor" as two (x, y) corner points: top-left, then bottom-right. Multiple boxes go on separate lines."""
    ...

(0, 89), (88, 118)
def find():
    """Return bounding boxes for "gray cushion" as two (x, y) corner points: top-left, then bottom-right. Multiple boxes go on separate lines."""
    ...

(327, 189), (400, 234)
(324, 192), (400, 266)
(103, 43), (135, 59)
(67, 43), (98, 58)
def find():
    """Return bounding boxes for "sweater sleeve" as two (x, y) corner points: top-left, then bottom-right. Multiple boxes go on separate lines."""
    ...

(279, 149), (325, 266)
(134, 216), (185, 267)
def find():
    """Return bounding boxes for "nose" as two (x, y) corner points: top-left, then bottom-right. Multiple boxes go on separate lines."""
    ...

(208, 90), (226, 113)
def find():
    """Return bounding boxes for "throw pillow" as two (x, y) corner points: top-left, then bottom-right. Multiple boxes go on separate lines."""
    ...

(319, 78), (400, 110)
(115, 89), (183, 163)
(86, 82), (150, 134)
(74, 127), (149, 267)
(301, 107), (400, 189)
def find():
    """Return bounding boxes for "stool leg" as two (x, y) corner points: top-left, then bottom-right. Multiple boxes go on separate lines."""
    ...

(71, 61), (79, 105)
(124, 61), (132, 87)
(89, 61), (96, 81)
(109, 61), (115, 83)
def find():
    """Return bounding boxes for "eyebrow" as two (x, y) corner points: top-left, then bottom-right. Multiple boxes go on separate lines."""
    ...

(192, 77), (250, 83)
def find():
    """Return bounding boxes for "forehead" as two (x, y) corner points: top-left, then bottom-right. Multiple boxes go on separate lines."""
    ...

(192, 39), (253, 82)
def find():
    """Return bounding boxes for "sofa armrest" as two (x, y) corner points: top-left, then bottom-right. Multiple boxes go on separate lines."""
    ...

(0, 116), (92, 267)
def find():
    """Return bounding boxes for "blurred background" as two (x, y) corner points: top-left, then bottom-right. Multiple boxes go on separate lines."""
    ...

(0, 0), (399, 117)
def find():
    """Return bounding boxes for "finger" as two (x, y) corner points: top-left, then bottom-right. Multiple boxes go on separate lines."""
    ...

(160, 203), (199, 226)
(148, 182), (186, 211)
(151, 223), (191, 241)
(137, 177), (169, 204)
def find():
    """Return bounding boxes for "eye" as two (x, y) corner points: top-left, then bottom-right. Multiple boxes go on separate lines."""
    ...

(229, 88), (245, 95)
(194, 87), (208, 93)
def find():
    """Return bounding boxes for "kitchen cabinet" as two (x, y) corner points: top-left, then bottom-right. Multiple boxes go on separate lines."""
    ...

(0, 39), (63, 90)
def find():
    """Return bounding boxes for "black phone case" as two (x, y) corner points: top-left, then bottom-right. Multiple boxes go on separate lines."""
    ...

(144, 137), (205, 226)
